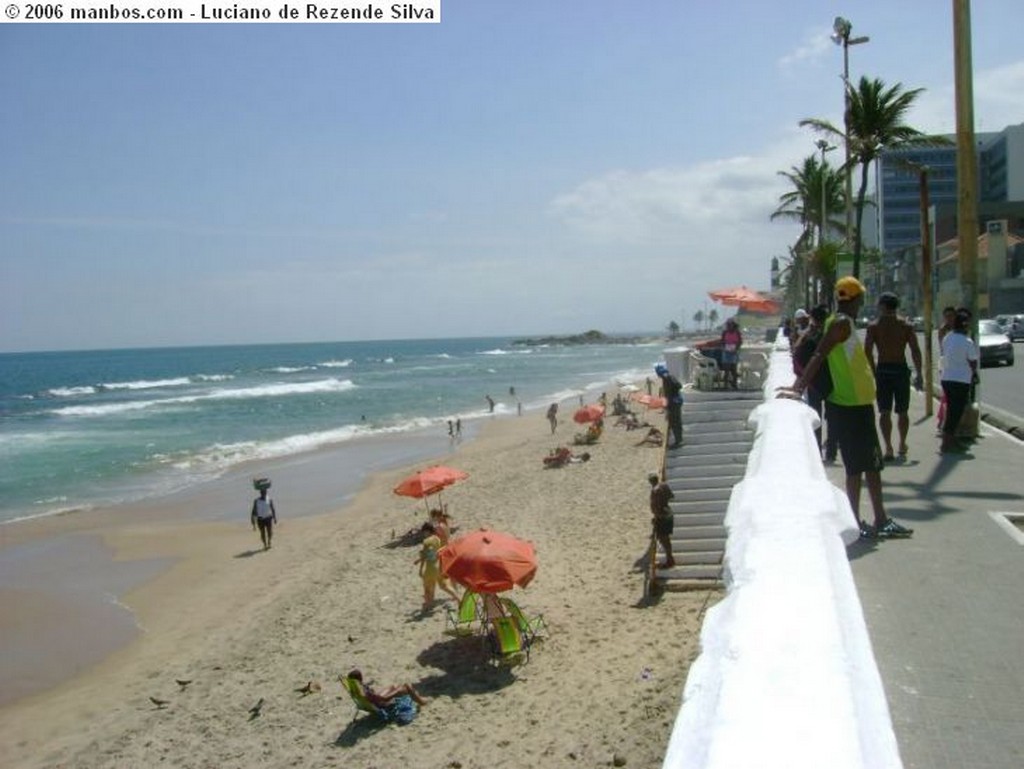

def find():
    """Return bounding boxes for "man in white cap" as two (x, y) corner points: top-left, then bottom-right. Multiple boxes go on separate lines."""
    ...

(779, 276), (913, 540)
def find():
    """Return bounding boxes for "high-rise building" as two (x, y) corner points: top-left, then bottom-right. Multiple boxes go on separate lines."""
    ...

(876, 123), (1024, 256)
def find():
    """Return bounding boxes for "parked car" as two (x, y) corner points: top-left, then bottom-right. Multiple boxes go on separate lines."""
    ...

(994, 313), (1024, 342)
(978, 319), (1015, 367)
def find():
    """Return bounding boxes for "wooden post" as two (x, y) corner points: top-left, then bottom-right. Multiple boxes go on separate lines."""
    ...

(919, 168), (934, 417)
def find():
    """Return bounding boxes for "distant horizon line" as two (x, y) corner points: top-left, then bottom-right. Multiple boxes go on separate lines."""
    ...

(0, 330), (673, 357)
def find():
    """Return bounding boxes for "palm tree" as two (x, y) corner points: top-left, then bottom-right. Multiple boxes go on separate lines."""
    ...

(667, 320), (680, 339)
(772, 155), (845, 305)
(771, 155), (845, 248)
(801, 75), (944, 279)
(692, 310), (704, 331)
(708, 308), (719, 331)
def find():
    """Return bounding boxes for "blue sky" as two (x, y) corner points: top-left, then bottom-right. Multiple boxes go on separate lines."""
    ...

(3, 0), (1023, 352)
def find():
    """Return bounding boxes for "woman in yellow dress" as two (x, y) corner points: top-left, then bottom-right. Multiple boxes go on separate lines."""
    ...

(415, 527), (460, 610)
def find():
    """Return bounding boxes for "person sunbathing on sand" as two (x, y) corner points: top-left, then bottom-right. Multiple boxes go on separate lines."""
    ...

(346, 669), (427, 707)
(637, 426), (663, 446)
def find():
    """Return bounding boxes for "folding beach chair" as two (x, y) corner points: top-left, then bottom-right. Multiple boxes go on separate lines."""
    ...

(499, 596), (548, 642)
(487, 616), (530, 666)
(340, 675), (417, 726)
(340, 675), (387, 723)
(445, 590), (481, 636)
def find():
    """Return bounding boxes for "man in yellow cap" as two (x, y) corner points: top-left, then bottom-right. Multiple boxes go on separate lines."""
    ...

(779, 276), (913, 540)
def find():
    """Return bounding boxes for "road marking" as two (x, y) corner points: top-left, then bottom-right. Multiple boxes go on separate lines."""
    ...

(988, 512), (1024, 546)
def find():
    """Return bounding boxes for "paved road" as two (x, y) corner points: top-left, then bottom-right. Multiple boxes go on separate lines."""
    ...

(832, 392), (1024, 769)
(919, 333), (1023, 429)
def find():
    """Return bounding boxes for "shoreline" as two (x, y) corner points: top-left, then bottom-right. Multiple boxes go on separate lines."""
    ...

(0, 418), (485, 707)
(0, 388), (714, 768)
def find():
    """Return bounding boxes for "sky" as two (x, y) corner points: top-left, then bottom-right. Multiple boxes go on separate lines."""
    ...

(3, 0), (1024, 352)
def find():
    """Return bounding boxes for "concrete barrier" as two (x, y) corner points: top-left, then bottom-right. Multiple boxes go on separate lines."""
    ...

(662, 337), (903, 769)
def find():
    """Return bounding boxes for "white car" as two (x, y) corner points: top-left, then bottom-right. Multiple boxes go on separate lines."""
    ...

(979, 319), (1015, 367)
(995, 314), (1024, 342)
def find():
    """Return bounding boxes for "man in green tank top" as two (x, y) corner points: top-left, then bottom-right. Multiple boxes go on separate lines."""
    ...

(780, 276), (913, 540)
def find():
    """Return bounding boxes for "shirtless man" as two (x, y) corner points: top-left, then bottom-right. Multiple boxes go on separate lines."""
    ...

(865, 292), (923, 461)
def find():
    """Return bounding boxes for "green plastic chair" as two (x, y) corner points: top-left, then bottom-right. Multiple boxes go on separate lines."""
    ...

(444, 590), (480, 636)
(488, 616), (529, 665)
(499, 596), (548, 641)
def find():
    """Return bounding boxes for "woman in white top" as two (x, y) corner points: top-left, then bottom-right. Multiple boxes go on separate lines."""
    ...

(939, 311), (978, 453)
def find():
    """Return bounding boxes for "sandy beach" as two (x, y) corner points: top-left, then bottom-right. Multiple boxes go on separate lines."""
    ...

(0, 403), (716, 769)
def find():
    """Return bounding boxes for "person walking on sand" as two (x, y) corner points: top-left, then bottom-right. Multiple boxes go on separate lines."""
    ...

(778, 276), (913, 541)
(546, 403), (558, 434)
(648, 473), (675, 569)
(655, 363), (683, 448)
(865, 291), (923, 462)
(250, 486), (277, 550)
(415, 527), (460, 610)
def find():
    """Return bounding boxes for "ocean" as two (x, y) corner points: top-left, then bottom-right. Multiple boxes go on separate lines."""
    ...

(0, 336), (665, 525)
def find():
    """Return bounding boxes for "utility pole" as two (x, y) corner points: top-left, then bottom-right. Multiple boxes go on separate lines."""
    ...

(953, 0), (979, 322)
(918, 166), (934, 417)
(953, 0), (980, 437)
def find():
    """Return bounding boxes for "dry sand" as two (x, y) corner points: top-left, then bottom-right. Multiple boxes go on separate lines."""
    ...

(0, 404), (716, 769)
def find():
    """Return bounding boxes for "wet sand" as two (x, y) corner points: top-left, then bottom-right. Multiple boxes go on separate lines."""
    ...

(0, 402), (714, 769)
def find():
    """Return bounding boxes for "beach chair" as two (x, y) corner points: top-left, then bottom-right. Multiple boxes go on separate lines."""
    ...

(691, 354), (721, 391)
(499, 596), (548, 641)
(341, 675), (387, 723)
(445, 590), (481, 636)
(340, 676), (418, 726)
(487, 616), (530, 666)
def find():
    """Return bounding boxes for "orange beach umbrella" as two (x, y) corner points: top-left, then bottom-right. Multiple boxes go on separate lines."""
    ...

(438, 529), (537, 593)
(393, 465), (469, 508)
(707, 286), (780, 314)
(572, 404), (605, 424)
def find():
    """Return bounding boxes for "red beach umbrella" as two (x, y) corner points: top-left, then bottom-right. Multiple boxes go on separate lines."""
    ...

(393, 466), (469, 508)
(572, 404), (605, 424)
(438, 529), (537, 593)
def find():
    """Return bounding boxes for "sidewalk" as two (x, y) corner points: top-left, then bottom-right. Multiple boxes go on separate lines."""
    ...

(830, 393), (1024, 769)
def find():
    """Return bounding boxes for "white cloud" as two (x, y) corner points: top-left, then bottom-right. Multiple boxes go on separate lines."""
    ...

(911, 59), (1024, 134)
(778, 28), (832, 70)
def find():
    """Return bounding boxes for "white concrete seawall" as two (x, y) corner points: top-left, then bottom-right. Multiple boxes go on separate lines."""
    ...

(662, 337), (903, 769)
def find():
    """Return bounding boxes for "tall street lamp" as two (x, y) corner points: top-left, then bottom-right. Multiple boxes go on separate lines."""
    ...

(831, 16), (869, 262)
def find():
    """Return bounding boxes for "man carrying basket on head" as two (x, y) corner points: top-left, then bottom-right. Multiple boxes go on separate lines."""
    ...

(251, 478), (278, 551)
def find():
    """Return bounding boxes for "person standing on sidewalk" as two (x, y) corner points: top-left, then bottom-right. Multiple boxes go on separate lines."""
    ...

(792, 304), (837, 459)
(865, 292), (924, 462)
(778, 276), (913, 540)
(939, 309), (979, 454)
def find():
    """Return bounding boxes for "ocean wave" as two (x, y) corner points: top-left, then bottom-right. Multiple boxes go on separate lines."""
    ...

(101, 377), (192, 390)
(194, 373), (233, 382)
(47, 386), (97, 397)
(170, 415), (438, 472)
(318, 359), (353, 368)
(53, 378), (358, 418)
(478, 348), (532, 356)
(268, 366), (316, 374)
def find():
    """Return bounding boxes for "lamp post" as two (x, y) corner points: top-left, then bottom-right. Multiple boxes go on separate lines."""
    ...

(831, 16), (869, 270)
